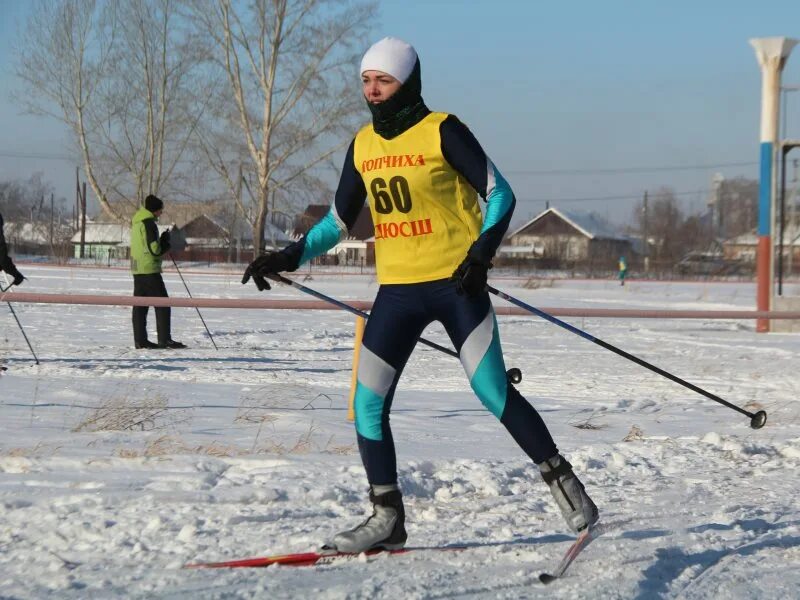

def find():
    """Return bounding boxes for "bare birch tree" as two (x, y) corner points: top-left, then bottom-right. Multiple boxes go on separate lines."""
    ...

(14, 0), (205, 220)
(632, 187), (695, 263)
(14, 1), (117, 218)
(93, 0), (209, 207)
(718, 177), (758, 238)
(186, 0), (375, 253)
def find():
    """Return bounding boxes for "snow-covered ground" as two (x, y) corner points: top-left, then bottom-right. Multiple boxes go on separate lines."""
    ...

(1, 265), (799, 599)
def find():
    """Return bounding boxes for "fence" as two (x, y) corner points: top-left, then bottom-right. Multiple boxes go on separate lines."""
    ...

(4, 291), (800, 321)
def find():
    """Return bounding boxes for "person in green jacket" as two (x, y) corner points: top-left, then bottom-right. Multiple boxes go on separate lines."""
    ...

(130, 195), (185, 349)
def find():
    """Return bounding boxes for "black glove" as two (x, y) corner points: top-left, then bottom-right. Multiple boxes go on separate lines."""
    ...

(451, 254), (492, 297)
(242, 251), (294, 291)
(168, 225), (187, 253)
(12, 270), (24, 286)
(159, 230), (171, 253)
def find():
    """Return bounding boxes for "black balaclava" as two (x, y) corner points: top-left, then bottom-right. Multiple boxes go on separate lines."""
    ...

(366, 58), (430, 140)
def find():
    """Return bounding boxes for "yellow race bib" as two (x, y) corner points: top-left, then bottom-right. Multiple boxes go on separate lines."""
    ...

(354, 112), (483, 284)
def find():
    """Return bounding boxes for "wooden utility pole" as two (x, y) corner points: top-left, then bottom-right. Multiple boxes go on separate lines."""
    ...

(79, 182), (87, 259)
(789, 158), (799, 276)
(75, 166), (80, 231)
(642, 191), (649, 273)
(229, 162), (242, 264)
(50, 193), (54, 247)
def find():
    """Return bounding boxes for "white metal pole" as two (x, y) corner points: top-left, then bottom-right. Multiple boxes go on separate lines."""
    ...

(749, 37), (798, 332)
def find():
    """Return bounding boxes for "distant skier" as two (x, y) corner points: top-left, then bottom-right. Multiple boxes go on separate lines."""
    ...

(0, 212), (25, 288)
(130, 195), (185, 349)
(618, 255), (627, 286)
(242, 37), (598, 552)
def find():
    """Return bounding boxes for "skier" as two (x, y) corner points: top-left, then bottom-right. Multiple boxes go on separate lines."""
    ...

(0, 213), (25, 288)
(618, 255), (627, 286)
(242, 37), (598, 552)
(130, 195), (186, 349)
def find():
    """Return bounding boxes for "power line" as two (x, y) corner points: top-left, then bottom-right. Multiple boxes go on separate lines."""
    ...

(0, 148), (751, 206)
(0, 149), (758, 176)
(519, 188), (711, 204)
(505, 161), (758, 176)
(0, 150), (76, 161)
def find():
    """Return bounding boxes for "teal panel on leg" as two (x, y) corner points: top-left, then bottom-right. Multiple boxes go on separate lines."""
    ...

(469, 327), (508, 419)
(354, 381), (385, 441)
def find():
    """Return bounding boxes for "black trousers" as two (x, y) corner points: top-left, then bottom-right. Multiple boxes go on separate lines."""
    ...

(132, 273), (171, 345)
(354, 279), (558, 485)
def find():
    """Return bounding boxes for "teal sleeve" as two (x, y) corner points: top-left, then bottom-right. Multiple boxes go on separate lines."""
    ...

(298, 208), (347, 265)
(480, 166), (514, 235)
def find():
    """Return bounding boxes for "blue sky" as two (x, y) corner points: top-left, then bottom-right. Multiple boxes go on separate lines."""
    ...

(2, 0), (800, 226)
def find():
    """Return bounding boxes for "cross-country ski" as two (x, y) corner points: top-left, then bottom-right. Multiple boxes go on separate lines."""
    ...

(185, 545), (467, 569)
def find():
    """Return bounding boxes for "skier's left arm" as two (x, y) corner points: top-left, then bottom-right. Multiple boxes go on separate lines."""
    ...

(440, 115), (516, 265)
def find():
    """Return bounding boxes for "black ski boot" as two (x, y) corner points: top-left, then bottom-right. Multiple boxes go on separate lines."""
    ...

(159, 339), (187, 349)
(135, 340), (159, 349)
(330, 485), (407, 553)
(538, 454), (599, 533)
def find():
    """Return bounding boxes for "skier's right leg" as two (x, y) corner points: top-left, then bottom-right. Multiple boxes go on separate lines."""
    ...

(330, 284), (428, 553)
(132, 274), (151, 347)
(132, 306), (149, 347)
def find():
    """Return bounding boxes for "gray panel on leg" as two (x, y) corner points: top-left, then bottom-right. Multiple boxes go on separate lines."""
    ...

(459, 309), (495, 381)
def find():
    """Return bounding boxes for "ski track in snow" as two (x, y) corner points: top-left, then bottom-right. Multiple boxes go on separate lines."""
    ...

(1, 265), (799, 598)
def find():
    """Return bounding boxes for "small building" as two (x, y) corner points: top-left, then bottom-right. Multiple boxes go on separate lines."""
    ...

(293, 204), (375, 266)
(505, 207), (632, 262)
(70, 203), (295, 263)
(3, 220), (72, 256)
(723, 228), (800, 271)
(70, 221), (131, 260)
(722, 231), (757, 263)
(175, 214), (292, 263)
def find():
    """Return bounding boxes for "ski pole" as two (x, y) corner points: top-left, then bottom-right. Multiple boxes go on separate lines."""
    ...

(486, 285), (767, 429)
(0, 278), (40, 365)
(170, 257), (218, 350)
(268, 273), (523, 384)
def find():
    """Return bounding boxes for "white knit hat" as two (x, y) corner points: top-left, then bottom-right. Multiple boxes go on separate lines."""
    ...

(360, 37), (417, 83)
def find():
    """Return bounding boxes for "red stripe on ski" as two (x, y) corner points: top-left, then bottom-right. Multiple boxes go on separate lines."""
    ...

(185, 546), (465, 569)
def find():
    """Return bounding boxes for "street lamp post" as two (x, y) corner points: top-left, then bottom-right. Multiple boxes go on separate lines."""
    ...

(789, 159), (800, 277)
(781, 84), (800, 140)
(779, 140), (800, 295)
(778, 85), (800, 295)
